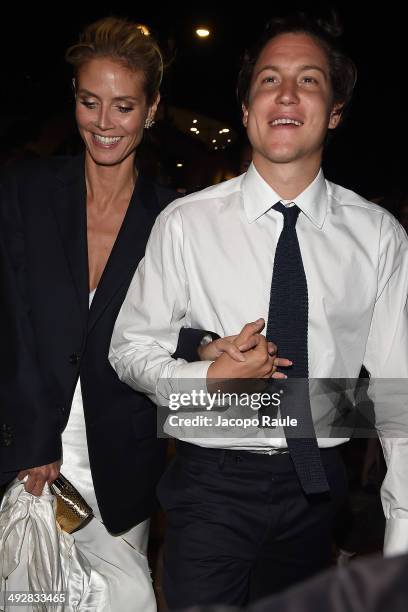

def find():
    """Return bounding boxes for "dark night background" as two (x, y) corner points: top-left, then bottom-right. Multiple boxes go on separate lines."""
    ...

(0, 2), (396, 574)
(0, 3), (404, 203)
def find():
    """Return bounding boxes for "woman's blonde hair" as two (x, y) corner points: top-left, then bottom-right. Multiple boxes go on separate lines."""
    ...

(65, 16), (163, 104)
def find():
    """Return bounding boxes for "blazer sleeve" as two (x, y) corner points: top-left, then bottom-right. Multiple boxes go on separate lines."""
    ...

(0, 180), (62, 479)
(172, 328), (220, 363)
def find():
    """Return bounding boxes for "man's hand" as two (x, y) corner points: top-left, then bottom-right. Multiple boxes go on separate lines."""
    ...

(207, 319), (292, 380)
(17, 460), (61, 496)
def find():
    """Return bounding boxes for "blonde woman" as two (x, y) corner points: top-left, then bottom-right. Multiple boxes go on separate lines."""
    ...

(0, 17), (223, 610)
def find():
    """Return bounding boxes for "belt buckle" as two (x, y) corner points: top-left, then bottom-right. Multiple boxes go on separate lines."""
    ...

(248, 448), (288, 456)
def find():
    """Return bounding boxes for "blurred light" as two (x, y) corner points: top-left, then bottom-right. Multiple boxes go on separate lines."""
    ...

(214, 146), (218, 150)
(190, 127), (198, 132)
(227, 139), (231, 143)
(212, 139), (217, 143)
(219, 128), (230, 134)
(176, 163), (183, 168)
(195, 130), (200, 134)
(196, 28), (210, 38)
(193, 119), (198, 124)
(137, 24), (151, 36)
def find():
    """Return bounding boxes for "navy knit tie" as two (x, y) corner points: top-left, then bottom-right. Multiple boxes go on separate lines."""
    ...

(266, 202), (329, 495)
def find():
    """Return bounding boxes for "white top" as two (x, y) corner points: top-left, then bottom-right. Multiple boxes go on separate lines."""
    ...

(61, 290), (99, 517)
(109, 163), (408, 555)
(0, 479), (109, 609)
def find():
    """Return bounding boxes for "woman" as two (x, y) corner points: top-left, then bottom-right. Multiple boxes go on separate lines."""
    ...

(0, 17), (288, 610)
(0, 17), (244, 610)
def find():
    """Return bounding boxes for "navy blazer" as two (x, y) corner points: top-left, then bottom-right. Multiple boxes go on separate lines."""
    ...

(0, 195), (61, 486)
(0, 154), (187, 531)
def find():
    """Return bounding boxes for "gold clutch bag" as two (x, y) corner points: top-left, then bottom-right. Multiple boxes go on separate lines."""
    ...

(50, 473), (94, 534)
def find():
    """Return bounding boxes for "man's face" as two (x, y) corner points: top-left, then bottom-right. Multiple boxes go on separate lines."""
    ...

(243, 33), (341, 171)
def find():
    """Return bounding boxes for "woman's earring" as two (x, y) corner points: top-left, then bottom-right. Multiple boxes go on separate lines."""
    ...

(144, 117), (155, 129)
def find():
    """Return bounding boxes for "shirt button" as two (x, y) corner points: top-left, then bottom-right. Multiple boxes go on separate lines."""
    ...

(1, 424), (13, 447)
(69, 353), (80, 365)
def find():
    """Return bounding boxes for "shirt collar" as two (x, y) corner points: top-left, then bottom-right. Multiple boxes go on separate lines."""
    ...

(242, 162), (328, 228)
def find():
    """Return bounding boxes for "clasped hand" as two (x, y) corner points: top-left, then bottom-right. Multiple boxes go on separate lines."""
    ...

(201, 318), (292, 380)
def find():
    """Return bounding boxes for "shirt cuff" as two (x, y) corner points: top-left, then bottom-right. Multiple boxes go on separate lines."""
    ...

(384, 517), (408, 557)
(175, 359), (212, 381)
(156, 360), (212, 405)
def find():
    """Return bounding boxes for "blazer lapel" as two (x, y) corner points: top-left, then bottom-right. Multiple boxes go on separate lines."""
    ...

(53, 154), (89, 326)
(87, 174), (160, 333)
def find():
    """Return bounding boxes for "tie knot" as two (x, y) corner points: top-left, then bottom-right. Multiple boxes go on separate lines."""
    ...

(273, 201), (301, 227)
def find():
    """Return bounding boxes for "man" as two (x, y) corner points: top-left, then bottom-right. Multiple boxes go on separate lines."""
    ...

(110, 12), (408, 608)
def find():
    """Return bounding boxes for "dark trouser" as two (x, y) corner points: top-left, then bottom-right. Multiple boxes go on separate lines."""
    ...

(157, 441), (348, 610)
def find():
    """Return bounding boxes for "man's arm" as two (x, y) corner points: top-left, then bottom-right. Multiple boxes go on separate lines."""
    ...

(109, 206), (285, 405)
(363, 214), (408, 556)
(109, 208), (212, 405)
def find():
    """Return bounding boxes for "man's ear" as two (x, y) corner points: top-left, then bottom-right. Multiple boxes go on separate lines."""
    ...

(242, 104), (249, 128)
(328, 103), (343, 129)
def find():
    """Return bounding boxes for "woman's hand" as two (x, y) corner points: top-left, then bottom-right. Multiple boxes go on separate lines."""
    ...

(17, 460), (61, 497)
(198, 324), (265, 361)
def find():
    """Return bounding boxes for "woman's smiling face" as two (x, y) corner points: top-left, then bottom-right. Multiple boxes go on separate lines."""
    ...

(75, 57), (158, 166)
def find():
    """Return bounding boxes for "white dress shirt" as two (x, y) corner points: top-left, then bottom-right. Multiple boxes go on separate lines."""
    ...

(109, 163), (408, 555)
